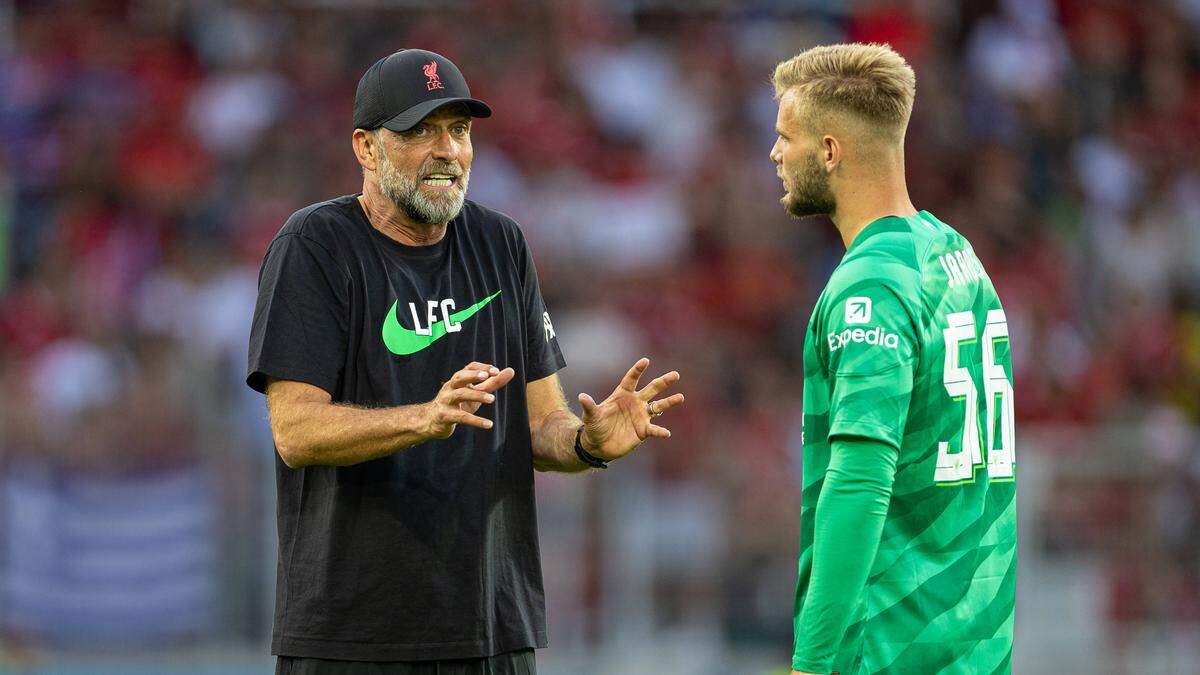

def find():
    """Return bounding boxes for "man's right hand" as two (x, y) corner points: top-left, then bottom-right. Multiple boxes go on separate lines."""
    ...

(424, 362), (516, 439)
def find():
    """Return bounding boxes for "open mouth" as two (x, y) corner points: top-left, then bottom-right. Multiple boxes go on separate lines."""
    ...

(421, 173), (458, 189)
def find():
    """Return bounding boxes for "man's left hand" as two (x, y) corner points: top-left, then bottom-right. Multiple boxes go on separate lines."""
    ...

(578, 357), (684, 461)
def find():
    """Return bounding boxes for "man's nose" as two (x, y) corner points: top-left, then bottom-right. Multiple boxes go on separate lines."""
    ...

(769, 140), (781, 164)
(431, 129), (457, 160)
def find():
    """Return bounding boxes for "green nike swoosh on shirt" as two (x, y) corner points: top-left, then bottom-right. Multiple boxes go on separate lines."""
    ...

(381, 291), (501, 356)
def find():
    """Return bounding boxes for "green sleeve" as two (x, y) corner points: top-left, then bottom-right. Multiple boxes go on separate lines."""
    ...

(820, 281), (918, 449)
(792, 436), (899, 673)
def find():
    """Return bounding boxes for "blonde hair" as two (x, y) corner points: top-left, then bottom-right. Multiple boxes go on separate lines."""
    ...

(773, 43), (915, 140)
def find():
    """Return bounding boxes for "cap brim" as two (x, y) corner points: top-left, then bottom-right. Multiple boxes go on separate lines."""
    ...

(379, 98), (492, 132)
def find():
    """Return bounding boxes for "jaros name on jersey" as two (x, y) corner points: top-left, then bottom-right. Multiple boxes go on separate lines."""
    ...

(827, 325), (902, 351)
(937, 248), (986, 288)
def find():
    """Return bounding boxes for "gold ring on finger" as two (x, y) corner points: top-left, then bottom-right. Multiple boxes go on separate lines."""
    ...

(647, 402), (664, 418)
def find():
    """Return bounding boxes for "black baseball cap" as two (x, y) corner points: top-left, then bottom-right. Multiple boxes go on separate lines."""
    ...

(353, 49), (492, 132)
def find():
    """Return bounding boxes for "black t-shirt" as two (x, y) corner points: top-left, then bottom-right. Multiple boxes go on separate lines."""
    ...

(246, 195), (565, 661)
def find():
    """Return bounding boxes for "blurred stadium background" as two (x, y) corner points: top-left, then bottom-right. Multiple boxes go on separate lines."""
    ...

(1, 0), (1199, 673)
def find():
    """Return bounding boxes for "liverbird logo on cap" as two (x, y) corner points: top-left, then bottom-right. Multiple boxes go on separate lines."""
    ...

(423, 61), (444, 91)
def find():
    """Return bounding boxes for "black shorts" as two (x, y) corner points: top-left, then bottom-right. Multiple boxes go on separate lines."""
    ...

(275, 649), (536, 675)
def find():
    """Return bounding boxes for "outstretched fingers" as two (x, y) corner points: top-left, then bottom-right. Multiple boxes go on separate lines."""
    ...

(643, 423), (672, 439)
(578, 392), (599, 418)
(471, 367), (515, 394)
(449, 364), (495, 389)
(447, 408), (494, 430)
(647, 393), (685, 416)
(639, 371), (681, 401)
(617, 357), (651, 392)
(446, 388), (496, 407)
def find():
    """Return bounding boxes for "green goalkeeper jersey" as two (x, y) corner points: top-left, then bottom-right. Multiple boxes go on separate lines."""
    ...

(795, 211), (1017, 674)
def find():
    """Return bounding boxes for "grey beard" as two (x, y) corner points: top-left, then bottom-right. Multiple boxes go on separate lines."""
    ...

(378, 157), (469, 226)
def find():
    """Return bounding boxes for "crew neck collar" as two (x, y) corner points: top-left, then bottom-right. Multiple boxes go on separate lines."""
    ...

(350, 194), (452, 258)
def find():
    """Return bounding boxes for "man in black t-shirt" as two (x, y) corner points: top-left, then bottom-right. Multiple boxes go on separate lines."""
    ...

(247, 49), (685, 675)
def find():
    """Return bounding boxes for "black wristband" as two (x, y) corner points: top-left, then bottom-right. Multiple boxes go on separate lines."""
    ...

(573, 426), (608, 469)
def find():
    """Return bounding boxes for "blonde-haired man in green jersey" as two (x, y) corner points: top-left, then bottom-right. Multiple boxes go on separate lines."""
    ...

(771, 43), (1017, 675)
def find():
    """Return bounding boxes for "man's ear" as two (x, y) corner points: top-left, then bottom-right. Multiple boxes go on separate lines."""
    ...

(352, 129), (377, 173)
(822, 135), (841, 173)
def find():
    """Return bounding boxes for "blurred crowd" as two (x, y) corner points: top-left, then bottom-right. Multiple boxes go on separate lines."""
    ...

(2, 0), (1200, 667)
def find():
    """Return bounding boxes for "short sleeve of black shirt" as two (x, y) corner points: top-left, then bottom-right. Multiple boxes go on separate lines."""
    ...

(247, 223), (350, 396)
(513, 227), (565, 382)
